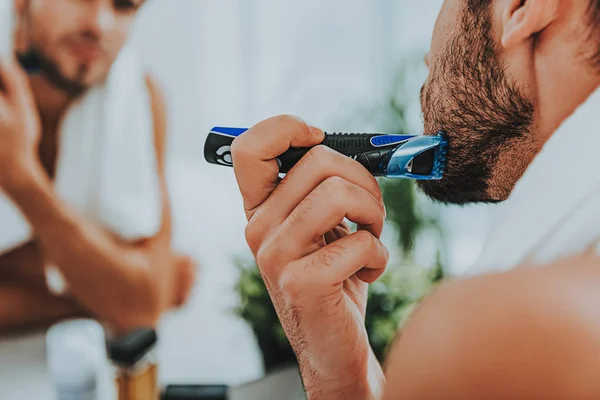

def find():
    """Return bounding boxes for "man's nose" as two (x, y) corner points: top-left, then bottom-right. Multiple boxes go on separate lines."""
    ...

(85, 2), (117, 38)
(424, 52), (431, 69)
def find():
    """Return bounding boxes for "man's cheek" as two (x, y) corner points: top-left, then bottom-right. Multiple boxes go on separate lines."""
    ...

(430, 0), (461, 65)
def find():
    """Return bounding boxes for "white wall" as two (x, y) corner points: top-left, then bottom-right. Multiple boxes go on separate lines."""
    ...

(131, 0), (444, 155)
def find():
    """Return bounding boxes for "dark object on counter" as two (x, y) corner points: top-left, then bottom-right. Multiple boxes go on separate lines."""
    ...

(107, 328), (159, 400)
(107, 328), (158, 367)
(161, 384), (229, 400)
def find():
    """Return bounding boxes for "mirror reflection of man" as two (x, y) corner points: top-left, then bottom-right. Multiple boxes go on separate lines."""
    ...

(0, 0), (195, 333)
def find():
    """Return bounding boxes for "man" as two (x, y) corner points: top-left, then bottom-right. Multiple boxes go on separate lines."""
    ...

(231, 0), (600, 398)
(0, 0), (194, 333)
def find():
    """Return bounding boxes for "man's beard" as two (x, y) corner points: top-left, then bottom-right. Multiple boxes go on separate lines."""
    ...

(28, 45), (89, 97)
(20, 3), (90, 97)
(417, 5), (535, 205)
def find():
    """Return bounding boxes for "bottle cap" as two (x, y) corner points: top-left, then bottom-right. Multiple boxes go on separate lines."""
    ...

(106, 328), (157, 367)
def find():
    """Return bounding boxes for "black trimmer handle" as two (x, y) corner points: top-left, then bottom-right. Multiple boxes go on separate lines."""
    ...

(204, 127), (415, 176)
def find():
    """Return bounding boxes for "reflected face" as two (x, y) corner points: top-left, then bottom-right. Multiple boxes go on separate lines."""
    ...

(417, 0), (537, 204)
(17, 0), (144, 95)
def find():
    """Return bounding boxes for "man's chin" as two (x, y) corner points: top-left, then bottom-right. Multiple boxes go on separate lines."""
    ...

(416, 180), (503, 205)
(43, 69), (89, 96)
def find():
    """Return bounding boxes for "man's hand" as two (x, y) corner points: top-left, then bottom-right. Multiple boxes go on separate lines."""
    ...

(0, 56), (41, 184)
(232, 115), (389, 400)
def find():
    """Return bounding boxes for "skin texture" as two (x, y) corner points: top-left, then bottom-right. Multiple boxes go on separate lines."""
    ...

(231, 0), (600, 398)
(0, 0), (195, 334)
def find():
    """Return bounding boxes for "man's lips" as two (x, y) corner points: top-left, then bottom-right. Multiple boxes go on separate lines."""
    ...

(66, 42), (103, 63)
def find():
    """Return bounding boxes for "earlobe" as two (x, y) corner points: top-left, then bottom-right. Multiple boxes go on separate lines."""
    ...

(501, 0), (559, 48)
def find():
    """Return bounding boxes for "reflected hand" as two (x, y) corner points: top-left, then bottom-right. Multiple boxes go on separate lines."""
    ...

(0, 56), (41, 187)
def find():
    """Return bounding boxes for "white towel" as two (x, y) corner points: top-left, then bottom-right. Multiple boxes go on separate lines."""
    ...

(471, 87), (600, 274)
(0, 6), (162, 289)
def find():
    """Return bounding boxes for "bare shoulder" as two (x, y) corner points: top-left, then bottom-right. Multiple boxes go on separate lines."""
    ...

(383, 261), (600, 400)
(144, 73), (167, 165)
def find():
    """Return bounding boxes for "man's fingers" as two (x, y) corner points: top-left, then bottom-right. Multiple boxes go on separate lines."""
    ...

(281, 230), (389, 290)
(0, 56), (28, 100)
(231, 115), (324, 219)
(258, 177), (385, 267)
(247, 145), (383, 245)
(324, 222), (352, 244)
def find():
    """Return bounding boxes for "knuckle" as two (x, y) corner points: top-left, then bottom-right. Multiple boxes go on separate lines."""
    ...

(244, 217), (264, 253)
(382, 244), (391, 264)
(278, 270), (302, 299)
(286, 199), (311, 227)
(319, 176), (352, 208)
(269, 114), (313, 137)
(305, 144), (330, 163)
(229, 137), (247, 161)
(278, 265), (310, 305)
(256, 243), (277, 273)
(315, 247), (338, 269)
(244, 223), (257, 251)
(320, 175), (348, 197)
(272, 114), (303, 126)
(354, 230), (376, 248)
(255, 232), (294, 277)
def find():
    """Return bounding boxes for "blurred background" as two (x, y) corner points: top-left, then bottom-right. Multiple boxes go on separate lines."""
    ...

(0, 0), (498, 397)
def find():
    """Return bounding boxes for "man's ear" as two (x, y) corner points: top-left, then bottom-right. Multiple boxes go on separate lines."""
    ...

(501, 0), (560, 48)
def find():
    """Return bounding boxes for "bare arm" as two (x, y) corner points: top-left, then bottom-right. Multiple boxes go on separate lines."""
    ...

(0, 75), (176, 333)
(0, 281), (87, 333)
(0, 241), (89, 332)
(383, 255), (600, 400)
